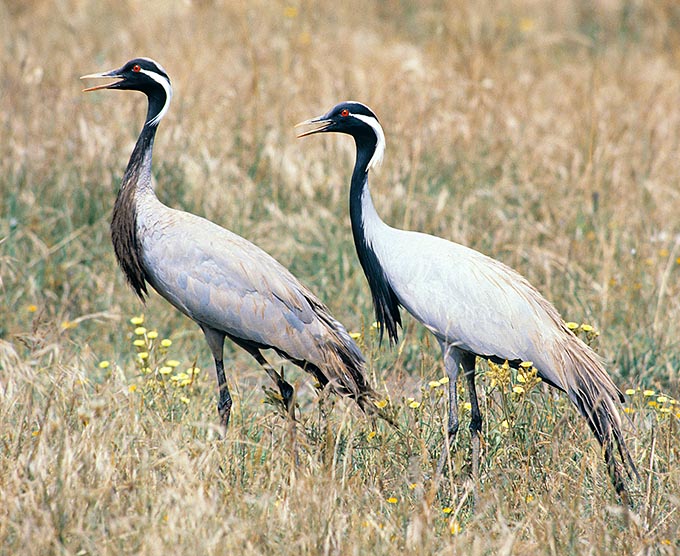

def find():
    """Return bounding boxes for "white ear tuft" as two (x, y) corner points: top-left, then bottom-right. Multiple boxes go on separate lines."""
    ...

(352, 113), (386, 171)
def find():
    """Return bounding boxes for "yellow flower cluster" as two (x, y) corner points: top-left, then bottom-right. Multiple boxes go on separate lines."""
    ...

(623, 387), (679, 418)
(124, 315), (201, 409)
(486, 360), (512, 390)
(565, 321), (600, 345)
(513, 361), (542, 395)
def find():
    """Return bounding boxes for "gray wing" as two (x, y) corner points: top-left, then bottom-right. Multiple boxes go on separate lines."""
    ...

(373, 228), (571, 388)
(138, 206), (368, 395)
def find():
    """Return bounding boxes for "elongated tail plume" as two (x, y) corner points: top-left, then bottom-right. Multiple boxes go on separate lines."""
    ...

(553, 333), (638, 495)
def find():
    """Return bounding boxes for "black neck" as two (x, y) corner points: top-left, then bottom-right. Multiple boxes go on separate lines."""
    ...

(144, 87), (167, 127)
(111, 115), (159, 300)
(348, 135), (401, 344)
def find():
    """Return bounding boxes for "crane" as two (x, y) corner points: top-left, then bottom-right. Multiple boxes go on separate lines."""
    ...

(81, 60), (379, 429)
(297, 101), (638, 500)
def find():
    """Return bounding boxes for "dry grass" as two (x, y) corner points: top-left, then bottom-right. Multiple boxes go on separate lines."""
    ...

(1, 0), (679, 553)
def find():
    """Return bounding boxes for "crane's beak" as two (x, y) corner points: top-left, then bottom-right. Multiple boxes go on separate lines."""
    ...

(295, 117), (333, 138)
(80, 69), (124, 92)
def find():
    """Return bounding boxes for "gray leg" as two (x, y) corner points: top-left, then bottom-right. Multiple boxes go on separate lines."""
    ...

(200, 325), (232, 431)
(462, 353), (481, 503)
(215, 357), (233, 429)
(436, 342), (462, 475)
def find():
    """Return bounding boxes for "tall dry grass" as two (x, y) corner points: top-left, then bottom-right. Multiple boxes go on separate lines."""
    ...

(1, 0), (679, 553)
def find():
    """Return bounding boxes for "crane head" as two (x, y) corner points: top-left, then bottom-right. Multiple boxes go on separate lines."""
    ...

(81, 57), (170, 93)
(296, 101), (385, 170)
(81, 57), (173, 126)
(296, 101), (380, 136)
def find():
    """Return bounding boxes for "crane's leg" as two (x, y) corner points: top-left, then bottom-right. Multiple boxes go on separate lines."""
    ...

(214, 357), (233, 429)
(200, 325), (232, 431)
(436, 342), (462, 476)
(462, 353), (481, 502)
(252, 352), (296, 418)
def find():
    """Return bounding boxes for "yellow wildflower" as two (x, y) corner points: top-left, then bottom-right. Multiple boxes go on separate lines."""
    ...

(428, 380), (441, 388)
(161, 339), (172, 347)
(386, 497), (398, 504)
(283, 6), (298, 18)
(166, 360), (180, 368)
(643, 390), (655, 397)
(349, 331), (361, 340)
(147, 330), (158, 339)
(624, 388), (636, 396)
(519, 17), (535, 32)
(134, 326), (147, 336)
(512, 385), (525, 395)
(130, 315), (144, 325)
(450, 520), (461, 535)
(98, 360), (110, 369)
(374, 399), (388, 409)
(133, 339), (146, 347)
(409, 401), (421, 409)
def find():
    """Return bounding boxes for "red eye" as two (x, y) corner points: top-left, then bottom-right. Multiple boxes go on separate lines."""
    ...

(340, 109), (349, 117)
(132, 64), (141, 73)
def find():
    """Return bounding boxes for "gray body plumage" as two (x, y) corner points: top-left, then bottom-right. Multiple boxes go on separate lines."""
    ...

(83, 59), (377, 428)
(298, 100), (638, 501)
(135, 187), (364, 384)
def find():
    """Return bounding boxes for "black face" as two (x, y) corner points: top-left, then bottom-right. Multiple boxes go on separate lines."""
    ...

(296, 101), (380, 137)
(81, 57), (171, 93)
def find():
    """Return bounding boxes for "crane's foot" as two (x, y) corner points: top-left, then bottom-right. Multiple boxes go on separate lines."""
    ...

(218, 393), (232, 433)
(277, 379), (295, 417)
(262, 380), (298, 422)
(435, 419), (460, 478)
(470, 430), (484, 507)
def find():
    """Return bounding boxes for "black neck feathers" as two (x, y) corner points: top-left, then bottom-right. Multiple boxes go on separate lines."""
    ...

(144, 84), (167, 127)
(110, 123), (157, 300)
(349, 135), (402, 345)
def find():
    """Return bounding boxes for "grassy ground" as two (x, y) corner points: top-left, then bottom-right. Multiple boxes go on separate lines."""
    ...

(1, 0), (679, 553)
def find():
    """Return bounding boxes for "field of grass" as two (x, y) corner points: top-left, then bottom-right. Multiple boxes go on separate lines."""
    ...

(1, 0), (679, 553)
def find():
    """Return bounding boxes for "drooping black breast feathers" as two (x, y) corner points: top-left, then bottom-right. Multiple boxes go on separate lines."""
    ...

(351, 218), (402, 345)
(110, 126), (157, 300)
